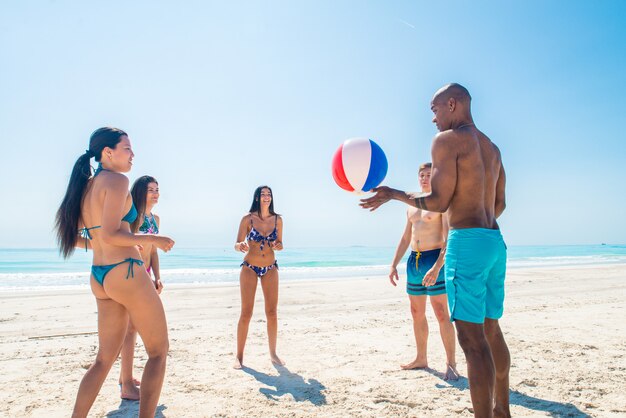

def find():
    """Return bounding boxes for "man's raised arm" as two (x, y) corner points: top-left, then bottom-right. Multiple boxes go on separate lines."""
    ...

(360, 133), (458, 212)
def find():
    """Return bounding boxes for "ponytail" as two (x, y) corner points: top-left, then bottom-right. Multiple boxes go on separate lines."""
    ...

(55, 152), (93, 258)
(54, 127), (127, 258)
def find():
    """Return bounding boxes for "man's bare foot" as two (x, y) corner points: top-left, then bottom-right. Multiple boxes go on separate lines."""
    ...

(120, 381), (140, 401)
(233, 357), (243, 369)
(493, 405), (511, 418)
(444, 363), (460, 381)
(401, 358), (428, 370)
(270, 354), (285, 366)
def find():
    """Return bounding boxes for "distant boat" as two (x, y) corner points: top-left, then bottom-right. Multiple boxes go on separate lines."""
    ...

(601, 243), (606, 245)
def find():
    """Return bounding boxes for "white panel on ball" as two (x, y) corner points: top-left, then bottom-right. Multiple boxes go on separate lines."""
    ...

(341, 138), (371, 193)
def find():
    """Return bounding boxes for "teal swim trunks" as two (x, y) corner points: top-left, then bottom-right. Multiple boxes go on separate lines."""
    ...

(444, 228), (507, 324)
(406, 249), (446, 296)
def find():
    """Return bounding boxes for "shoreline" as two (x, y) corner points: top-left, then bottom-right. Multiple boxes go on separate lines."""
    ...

(1, 261), (626, 295)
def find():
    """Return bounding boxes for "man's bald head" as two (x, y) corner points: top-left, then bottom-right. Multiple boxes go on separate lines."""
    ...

(433, 83), (471, 104)
(430, 83), (474, 131)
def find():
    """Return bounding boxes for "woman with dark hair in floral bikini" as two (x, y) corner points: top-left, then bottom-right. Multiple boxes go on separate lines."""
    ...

(233, 185), (284, 369)
(117, 175), (163, 400)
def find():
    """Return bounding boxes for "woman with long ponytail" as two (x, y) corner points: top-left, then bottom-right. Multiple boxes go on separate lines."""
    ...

(55, 127), (174, 418)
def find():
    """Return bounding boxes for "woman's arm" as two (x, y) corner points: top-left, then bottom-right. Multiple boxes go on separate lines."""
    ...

(271, 216), (284, 251)
(152, 215), (161, 281)
(234, 214), (250, 252)
(100, 174), (173, 252)
(151, 245), (162, 292)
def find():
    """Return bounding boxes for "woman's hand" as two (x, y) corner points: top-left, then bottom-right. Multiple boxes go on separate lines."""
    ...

(271, 241), (283, 251)
(153, 236), (175, 252)
(235, 241), (249, 252)
(154, 279), (164, 294)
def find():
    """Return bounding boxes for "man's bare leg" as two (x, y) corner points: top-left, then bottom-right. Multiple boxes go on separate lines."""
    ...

(455, 320), (495, 417)
(484, 319), (510, 418)
(430, 294), (458, 380)
(402, 295), (428, 369)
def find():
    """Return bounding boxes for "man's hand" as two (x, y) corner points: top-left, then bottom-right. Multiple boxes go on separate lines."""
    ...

(360, 186), (394, 211)
(422, 267), (440, 287)
(389, 266), (400, 287)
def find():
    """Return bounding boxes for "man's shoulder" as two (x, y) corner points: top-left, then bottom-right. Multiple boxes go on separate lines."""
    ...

(491, 141), (502, 157)
(431, 130), (463, 155)
(433, 129), (462, 144)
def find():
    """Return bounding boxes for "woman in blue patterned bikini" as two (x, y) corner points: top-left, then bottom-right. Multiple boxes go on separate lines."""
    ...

(116, 175), (163, 400)
(233, 185), (284, 369)
(55, 128), (174, 417)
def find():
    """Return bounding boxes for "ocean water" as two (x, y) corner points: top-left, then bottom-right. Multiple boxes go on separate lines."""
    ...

(0, 245), (625, 291)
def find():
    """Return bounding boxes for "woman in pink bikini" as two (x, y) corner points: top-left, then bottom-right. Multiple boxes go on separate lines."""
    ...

(118, 175), (163, 400)
(233, 185), (284, 369)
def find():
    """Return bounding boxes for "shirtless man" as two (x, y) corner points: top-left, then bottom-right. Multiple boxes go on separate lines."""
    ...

(361, 83), (510, 418)
(389, 162), (458, 380)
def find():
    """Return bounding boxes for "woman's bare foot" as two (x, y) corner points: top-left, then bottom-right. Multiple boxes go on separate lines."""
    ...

(270, 353), (285, 366)
(119, 377), (141, 386)
(120, 381), (140, 401)
(401, 357), (428, 370)
(444, 363), (460, 381)
(233, 357), (243, 369)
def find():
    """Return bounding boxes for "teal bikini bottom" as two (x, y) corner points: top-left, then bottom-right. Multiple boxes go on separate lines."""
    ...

(91, 258), (144, 286)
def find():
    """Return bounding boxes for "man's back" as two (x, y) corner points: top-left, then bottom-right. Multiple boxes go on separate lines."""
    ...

(438, 127), (503, 230)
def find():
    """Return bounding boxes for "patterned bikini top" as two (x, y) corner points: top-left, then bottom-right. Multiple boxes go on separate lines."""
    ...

(139, 213), (159, 235)
(246, 215), (278, 250)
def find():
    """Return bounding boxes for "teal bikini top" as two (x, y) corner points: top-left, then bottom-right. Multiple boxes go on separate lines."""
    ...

(121, 204), (138, 224)
(79, 164), (138, 250)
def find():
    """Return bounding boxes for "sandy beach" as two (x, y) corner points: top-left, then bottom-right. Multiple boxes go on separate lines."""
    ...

(1, 263), (625, 417)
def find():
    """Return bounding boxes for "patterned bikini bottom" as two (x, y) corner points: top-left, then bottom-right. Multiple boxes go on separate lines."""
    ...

(240, 260), (279, 278)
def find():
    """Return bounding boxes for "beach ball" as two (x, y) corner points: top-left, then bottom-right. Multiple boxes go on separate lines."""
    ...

(332, 138), (388, 194)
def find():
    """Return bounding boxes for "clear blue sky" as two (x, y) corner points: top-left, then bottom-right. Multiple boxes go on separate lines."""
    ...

(1, 1), (625, 248)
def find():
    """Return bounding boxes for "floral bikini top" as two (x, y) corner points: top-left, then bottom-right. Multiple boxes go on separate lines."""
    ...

(139, 213), (159, 235)
(246, 215), (278, 250)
